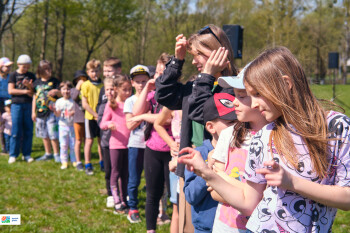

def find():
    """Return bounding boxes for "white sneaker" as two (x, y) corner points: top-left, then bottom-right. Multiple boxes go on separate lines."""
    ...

(8, 157), (16, 164)
(24, 156), (34, 163)
(61, 162), (68, 170)
(106, 196), (114, 208)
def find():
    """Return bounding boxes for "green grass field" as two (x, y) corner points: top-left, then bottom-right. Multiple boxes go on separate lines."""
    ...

(0, 84), (349, 232)
(0, 137), (171, 233)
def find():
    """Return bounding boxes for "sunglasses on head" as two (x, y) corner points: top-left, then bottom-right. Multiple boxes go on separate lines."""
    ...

(198, 26), (222, 45)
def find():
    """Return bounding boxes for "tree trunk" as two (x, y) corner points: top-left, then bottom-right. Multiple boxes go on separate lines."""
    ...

(10, 26), (15, 62)
(57, 7), (66, 81)
(40, 0), (49, 61)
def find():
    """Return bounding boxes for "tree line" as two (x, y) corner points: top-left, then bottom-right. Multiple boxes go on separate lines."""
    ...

(0, 0), (349, 84)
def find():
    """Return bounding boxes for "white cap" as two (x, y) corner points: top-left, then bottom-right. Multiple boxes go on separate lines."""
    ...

(17, 54), (32, 64)
(130, 64), (150, 78)
(218, 62), (251, 90)
(0, 57), (13, 67)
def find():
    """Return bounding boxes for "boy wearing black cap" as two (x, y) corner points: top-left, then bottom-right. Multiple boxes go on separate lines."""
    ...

(183, 93), (237, 233)
(71, 70), (88, 171)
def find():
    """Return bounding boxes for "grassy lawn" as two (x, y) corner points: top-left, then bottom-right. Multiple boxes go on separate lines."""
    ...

(0, 137), (171, 233)
(0, 84), (349, 232)
(310, 84), (350, 115)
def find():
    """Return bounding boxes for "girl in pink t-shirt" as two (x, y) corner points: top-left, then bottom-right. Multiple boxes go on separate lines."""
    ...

(100, 75), (132, 213)
(130, 56), (172, 233)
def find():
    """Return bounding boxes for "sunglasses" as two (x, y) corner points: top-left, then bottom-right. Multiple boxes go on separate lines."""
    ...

(198, 26), (222, 45)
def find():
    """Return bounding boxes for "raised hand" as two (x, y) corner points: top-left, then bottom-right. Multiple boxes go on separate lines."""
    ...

(175, 34), (187, 60)
(178, 147), (208, 176)
(145, 79), (156, 92)
(256, 160), (293, 190)
(202, 47), (229, 77)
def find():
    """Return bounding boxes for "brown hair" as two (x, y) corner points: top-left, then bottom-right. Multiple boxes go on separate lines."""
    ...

(187, 24), (238, 76)
(244, 46), (329, 178)
(59, 80), (73, 90)
(229, 122), (250, 148)
(113, 74), (131, 88)
(103, 57), (122, 69)
(86, 59), (101, 70)
(157, 53), (171, 65)
(37, 60), (52, 78)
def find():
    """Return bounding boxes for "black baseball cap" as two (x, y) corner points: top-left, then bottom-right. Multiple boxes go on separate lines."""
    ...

(73, 70), (88, 86)
(203, 93), (237, 124)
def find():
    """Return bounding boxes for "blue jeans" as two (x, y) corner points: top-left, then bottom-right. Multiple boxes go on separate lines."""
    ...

(169, 171), (178, 204)
(10, 103), (33, 158)
(4, 133), (10, 152)
(127, 147), (144, 210)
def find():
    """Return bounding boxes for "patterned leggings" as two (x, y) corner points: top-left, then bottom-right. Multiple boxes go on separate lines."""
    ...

(59, 125), (75, 163)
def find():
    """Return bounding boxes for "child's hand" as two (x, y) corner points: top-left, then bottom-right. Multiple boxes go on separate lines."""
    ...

(202, 47), (229, 76)
(93, 112), (98, 121)
(146, 79), (156, 92)
(68, 110), (75, 117)
(32, 112), (36, 122)
(76, 80), (85, 90)
(26, 89), (34, 97)
(170, 141), (180, 157)
(256, 160), (293, 190)
(127, 115), (143, 123)
(108, 122), (116, 131)
(178, 147), (208, 177)
(47, 89), (57, 97)
(22, 79), (33, 89)
(207, 150), (215, 169)
(175, 34), (187, 60)
(169, 157), (178, 172)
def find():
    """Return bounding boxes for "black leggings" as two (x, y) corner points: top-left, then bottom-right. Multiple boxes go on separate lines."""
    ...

(101, 146), (112, 196)
(144, 146), (171, 230)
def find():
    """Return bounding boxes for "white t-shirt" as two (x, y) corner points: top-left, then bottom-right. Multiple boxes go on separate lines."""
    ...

(55, 97), (74, 126)
(123, 95), (146, 148)
(212, 125), (234, 164)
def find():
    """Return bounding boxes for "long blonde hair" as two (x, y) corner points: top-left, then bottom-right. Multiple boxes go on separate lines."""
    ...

(244, 46), (329, 178)
(187, 24), (238, 76)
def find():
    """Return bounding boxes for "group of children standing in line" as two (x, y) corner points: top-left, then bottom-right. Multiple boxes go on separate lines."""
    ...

(1, 23), (350, 233)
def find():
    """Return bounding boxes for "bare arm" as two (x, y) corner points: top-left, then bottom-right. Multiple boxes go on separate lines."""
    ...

(292, 176), (350, 211)
(8, 83), (31, 96)
(32, 95), (37, 122)
(258, 160), (350, 211)
(210, 167), (246, 204)
(128, 113), (159, 124)
(132, 79), (153, 115)
(209, 160), (226, 202)
(125, 112), (142, 131)
(82, 96), (98, 119)
(179, 147), (265, 216)
(153, 107), (174, 148)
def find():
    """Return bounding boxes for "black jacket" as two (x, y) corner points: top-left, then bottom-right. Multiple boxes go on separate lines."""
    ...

(155, 56), (234, 177)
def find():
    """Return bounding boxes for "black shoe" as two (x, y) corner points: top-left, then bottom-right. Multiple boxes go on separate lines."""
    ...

(85, 167), (94, 175)
(76, 163), (84, 171)
(113, 203), (129, 215)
